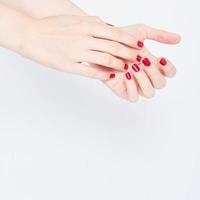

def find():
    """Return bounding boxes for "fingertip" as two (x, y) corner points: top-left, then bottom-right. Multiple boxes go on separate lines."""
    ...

(175, 34), (182, 43)
(129, 95), (139, 103)
(143, 89), (155, 99)
(166, 32), (182, 44)
(171, 33), (182, 44)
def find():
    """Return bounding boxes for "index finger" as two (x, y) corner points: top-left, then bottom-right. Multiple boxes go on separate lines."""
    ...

(87, 23), (144, 49)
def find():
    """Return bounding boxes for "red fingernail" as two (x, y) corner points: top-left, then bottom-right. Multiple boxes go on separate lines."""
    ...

(132, 64), (140, 72)
(136, 55), (142, 62)
(137, 41), (144, 48)
(142, 58), (151, 67)
(160, 58), (167, 66)
(109, 73), (115, 79)
(124, 64), (129, 70)
(125, 72), (131, 80)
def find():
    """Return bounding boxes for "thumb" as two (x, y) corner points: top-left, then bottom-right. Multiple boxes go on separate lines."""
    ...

(143, 25), (181, 44)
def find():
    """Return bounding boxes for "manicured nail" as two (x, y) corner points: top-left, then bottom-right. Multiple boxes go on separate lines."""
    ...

(125, 72), (131, 80)
(132, 64), (140, 72)
(124, 64), (129, 70)
(142, 58), (151, 67)
(160, 58), (167, 66)
(137, 41), (144, 48)
(136, 55), (142, 62)
(109, 73), (115, 79)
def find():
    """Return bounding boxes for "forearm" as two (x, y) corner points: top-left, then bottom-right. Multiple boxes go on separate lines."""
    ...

(0, 0), (87, 18)
(0, 3), (31, 51)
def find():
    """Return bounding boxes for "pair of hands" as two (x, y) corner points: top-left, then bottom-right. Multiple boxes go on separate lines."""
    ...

(17, 15), (181, 102)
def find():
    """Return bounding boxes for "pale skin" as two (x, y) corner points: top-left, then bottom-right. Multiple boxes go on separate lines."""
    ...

(0, 0), (181, 102)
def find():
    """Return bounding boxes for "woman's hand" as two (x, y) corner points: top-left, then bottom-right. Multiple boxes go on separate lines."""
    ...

(17, 15), (145, 80)
(0, 2), (181, 102)
(91, 24), (181, 102)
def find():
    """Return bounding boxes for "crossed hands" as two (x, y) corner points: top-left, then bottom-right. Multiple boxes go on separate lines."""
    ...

(11, 15), (181, 102)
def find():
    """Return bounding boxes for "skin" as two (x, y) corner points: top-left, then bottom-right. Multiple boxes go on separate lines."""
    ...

(95, 25), (180, 101)
(0, 5), (145, 80)
(0, 1), (181, 102)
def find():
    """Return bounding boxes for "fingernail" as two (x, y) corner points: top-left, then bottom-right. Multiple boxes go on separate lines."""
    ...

(136, 55), (142, 62)
(142, 58), (151, 67)
(160, 58), (167, 66)
(132, 64), (140, 72)
(124, 64), (129, 70)
(137, 41), (144, 48)
(125, 72), (131, 80)
(109, 73), (115, 79)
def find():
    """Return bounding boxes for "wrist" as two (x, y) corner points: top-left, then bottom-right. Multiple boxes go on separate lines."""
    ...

(0, 4), (33, 52)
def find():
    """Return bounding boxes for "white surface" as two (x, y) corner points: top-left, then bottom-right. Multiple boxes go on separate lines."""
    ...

(0, 0), (199, 199)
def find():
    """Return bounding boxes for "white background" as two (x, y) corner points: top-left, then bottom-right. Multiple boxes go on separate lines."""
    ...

(0, 0), (199, 199)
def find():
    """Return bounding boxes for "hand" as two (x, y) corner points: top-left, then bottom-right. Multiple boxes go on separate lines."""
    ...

(17, 15), (145, 80)
(91, 24), (181, 102)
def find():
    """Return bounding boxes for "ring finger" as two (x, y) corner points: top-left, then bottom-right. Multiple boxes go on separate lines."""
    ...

(131, 62), (155, 98)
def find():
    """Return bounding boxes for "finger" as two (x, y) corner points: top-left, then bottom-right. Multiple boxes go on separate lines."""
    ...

(140, 57), (167, 89)
(138, 49), (177, 78)
(85, 22), (143, 49)
(79, 50), (125, 71)
(111, 81), (128, 100)
(157, 57), (176, 78)
(87, 38), (137, 61)
(90, 63), (130, 100)
(85, 16), (115, 26)
(125, 71), (139, 102)
(131, 63), (155, 98)
(70, 63), (112, 80)
(82, 16), (115, 28)
(103, 72), (129, 100)
(143, 25), (181, 44)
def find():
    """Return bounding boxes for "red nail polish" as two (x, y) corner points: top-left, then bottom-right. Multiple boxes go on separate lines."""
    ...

(125, 72), (131, 80)
(109, 73), (115, 79)
(137, 41), (144, 48)
(142, 58), (151, 67)
(132, 64), (140, 72)
(124, 64), (129, 70)
(160, 58), (167, 66)
(136, 55), (142, 62)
